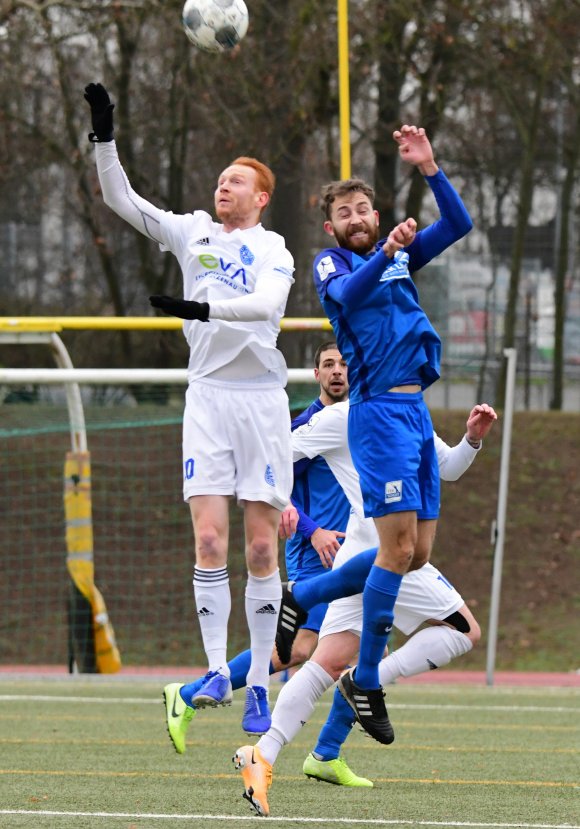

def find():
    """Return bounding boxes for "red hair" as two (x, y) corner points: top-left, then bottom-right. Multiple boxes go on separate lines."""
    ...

(231, 156), (276, 199)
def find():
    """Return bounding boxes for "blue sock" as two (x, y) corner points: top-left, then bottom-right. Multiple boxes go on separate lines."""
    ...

(180, 676), (206, 705)
(180, 649), (276, 706)
(354, 565), (402, 689)
(312, 687), (356, 761)
(227, 649), (253, 690)
(292, 547), (377, 610)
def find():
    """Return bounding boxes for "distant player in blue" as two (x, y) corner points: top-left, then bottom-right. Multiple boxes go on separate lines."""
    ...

(277, 341), (350, 664)
(311, 125), (473, 742)
(162, 341), (350, 754)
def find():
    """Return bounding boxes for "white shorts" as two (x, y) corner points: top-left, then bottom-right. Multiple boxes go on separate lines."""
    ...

(319, 513), (464, 638)
(182, 378), (293, 511)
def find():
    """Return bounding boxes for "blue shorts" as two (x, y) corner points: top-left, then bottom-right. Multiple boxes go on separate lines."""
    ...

(300, 601), (328, 634)
(348, 391), (440, 520)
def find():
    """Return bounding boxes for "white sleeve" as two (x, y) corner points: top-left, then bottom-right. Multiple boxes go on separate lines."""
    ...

(94, 142), (166, 243)
(208, 272), (292, 322)
(435, 433), (480, 481)
(208, 242), (295, 321)
(291, 406), (345, 462)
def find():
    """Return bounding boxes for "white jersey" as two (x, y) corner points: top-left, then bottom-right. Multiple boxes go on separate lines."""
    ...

(94, 143), (294, 385)
(159, 211), (294, 383)
(291, 399), (479, 530)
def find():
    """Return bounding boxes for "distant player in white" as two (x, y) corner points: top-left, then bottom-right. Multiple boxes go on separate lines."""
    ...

(234, 398), (497, 816)
(84, 82), (296, 735)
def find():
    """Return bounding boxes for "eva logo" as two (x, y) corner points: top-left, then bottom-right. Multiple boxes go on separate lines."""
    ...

(198, 253), (247, 285)
(239, 245), (255, 265)
(264, 465), (276, 486)
(385, 480), (402, 503)
(316, 256), (336, 281)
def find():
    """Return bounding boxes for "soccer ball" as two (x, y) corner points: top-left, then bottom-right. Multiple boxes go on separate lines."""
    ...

(182, 0), (249, 53)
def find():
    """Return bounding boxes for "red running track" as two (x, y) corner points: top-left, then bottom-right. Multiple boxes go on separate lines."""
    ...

(0, 665), (579, 687)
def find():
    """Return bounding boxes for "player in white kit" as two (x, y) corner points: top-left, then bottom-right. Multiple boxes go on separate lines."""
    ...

(234, 398), (496, 815)
(84, 83), (295, 735)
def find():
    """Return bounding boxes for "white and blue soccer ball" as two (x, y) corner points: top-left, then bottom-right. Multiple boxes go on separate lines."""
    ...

(182, 0), (249, 53)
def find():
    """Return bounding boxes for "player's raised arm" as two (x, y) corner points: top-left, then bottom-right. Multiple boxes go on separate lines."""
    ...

(394, 125), (473, 272)
(393, 125), (439, 176)
(84, 83), (165, 243)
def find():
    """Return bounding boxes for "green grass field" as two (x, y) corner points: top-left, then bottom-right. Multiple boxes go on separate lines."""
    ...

(0, 677), (578, 828)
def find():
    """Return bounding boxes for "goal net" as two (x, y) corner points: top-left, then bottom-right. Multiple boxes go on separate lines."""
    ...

(0, 376), (316, 671)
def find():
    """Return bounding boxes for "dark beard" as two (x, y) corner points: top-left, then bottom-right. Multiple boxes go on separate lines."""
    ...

(324, 386), (349, 403)
(332, 224), (380, 254)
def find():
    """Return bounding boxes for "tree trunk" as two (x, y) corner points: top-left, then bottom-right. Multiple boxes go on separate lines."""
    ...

(550, 100), (580, 409)
(495, 81), (545, 407)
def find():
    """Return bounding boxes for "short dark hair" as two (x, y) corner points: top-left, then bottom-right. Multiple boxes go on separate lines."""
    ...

(320, 179), (375, 220)
(314, 340), (339, 368)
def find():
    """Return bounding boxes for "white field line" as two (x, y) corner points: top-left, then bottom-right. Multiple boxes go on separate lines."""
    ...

(0, 695), (578, 714)
(0, 811), (578, 828)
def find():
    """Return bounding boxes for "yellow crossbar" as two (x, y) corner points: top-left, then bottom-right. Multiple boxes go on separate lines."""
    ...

(0, 316), (331, 332)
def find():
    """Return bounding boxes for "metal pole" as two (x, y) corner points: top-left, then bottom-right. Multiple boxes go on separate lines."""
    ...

(486, 347), (517, 686)
(50, 333), (88, 453)
(337, 0), (351, 179)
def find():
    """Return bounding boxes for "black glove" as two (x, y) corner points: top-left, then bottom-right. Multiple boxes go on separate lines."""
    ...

(84, 82), (115, 143)
(149, 295), (210, 322)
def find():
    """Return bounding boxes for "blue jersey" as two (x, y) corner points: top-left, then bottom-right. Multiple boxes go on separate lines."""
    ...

(285, 399), (351, 581)
(313, 170), (472, 405)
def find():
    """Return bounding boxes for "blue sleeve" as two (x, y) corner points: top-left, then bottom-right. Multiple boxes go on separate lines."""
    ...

(323, 249), (391, 308)
(292, 501), (318, 539)
(406, 169), (473, 273)
(293, 457), (311, 478)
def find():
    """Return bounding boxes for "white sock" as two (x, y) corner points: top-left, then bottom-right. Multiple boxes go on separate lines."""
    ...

(379, 626), (473, 685)
(245, 569), (282, 688)
(193, 566), (231, 676)
(257, 660), (334, 765)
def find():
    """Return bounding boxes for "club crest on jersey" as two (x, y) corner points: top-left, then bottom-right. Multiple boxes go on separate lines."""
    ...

(379, 250), (410, 282)
(316, 255), (336, 281)
(264, 464), (276, 487)
(295, 413), (321, 435)
(239, 244), (255, 265)
(385, 480), (402, 503)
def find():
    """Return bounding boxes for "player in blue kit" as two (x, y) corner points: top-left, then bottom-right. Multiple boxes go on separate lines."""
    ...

(162, 341), (350, 749)
(276, 341), (350, 664)
(311, 125), (473, 742)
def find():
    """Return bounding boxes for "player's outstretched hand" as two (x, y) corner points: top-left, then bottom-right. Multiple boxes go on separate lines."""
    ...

(393, 125), (438, 175)
(466, 403), (498, 443)
(84, 83), (115, 143)
(149, 295), (210, 321)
